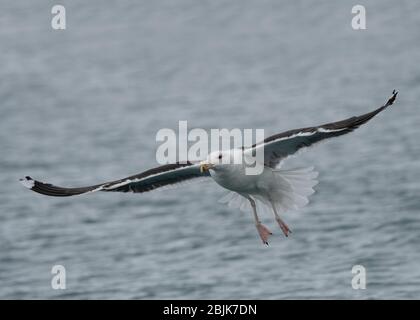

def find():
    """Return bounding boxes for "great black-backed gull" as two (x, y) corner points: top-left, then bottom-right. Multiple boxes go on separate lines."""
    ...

(20, 91), (398, 245)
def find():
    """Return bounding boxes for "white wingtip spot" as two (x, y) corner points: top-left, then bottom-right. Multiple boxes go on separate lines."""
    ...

(19, 176), (35, 189)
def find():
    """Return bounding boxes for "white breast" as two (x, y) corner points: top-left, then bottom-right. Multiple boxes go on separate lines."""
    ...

(210, 164), (274, 194)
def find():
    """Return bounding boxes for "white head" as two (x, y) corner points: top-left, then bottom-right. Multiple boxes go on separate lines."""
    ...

(199, 149), (243, 173)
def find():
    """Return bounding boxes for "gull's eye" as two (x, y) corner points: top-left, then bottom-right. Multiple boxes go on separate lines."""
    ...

(218, 154), (222, 159)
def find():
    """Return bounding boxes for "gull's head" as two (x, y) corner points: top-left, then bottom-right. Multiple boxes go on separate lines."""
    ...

(200, 150), (233, 173)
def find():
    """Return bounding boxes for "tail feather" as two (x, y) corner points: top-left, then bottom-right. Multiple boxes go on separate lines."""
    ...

(218, 167), (319, 215)
(270, 167), (319, 211)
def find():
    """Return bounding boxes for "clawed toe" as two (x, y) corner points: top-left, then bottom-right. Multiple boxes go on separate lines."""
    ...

(256, 222), (272, 245)
(276, 217), (292, 237)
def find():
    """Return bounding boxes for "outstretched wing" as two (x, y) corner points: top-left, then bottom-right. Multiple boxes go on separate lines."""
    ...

(20, 162), (210, 197)
(247, 90), (398, 168)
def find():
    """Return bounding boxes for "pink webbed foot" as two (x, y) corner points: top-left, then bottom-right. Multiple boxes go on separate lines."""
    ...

(276, 217), (292, 237)
(256, 223), (272, 245)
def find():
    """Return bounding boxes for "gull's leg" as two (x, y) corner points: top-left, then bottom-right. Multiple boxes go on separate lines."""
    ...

(247, 197), (272, 245)
(270, 201), (292, 237)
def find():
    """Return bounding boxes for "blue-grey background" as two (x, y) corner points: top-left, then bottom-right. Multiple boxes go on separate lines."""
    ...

(1, 0), (419, 299)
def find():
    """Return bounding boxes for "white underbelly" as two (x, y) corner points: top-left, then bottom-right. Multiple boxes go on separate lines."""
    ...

(210, 166), (274, 194)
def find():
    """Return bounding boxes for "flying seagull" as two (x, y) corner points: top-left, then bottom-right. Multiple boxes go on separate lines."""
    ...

(20, 91), (398, 245)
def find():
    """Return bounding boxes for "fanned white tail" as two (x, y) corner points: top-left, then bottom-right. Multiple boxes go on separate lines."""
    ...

(271, 166), (318, 210)
(219, 167), (318, 215)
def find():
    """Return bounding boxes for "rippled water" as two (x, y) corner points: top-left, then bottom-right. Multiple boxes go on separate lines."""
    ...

(1, 0), (420, 299)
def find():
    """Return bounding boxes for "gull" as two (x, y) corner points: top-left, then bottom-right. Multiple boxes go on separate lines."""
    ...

(20, 91), (398, 245)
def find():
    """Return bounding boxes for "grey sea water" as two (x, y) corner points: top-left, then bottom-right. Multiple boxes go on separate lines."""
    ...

(1, 0), (420, 299)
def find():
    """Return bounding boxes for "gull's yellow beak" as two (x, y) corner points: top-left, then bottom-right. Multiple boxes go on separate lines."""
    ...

(200, 162), (214, 173)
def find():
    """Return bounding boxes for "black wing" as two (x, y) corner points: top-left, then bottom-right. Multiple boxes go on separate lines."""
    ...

(20, 162), (210, 197)
(248, 90), (398, 168)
